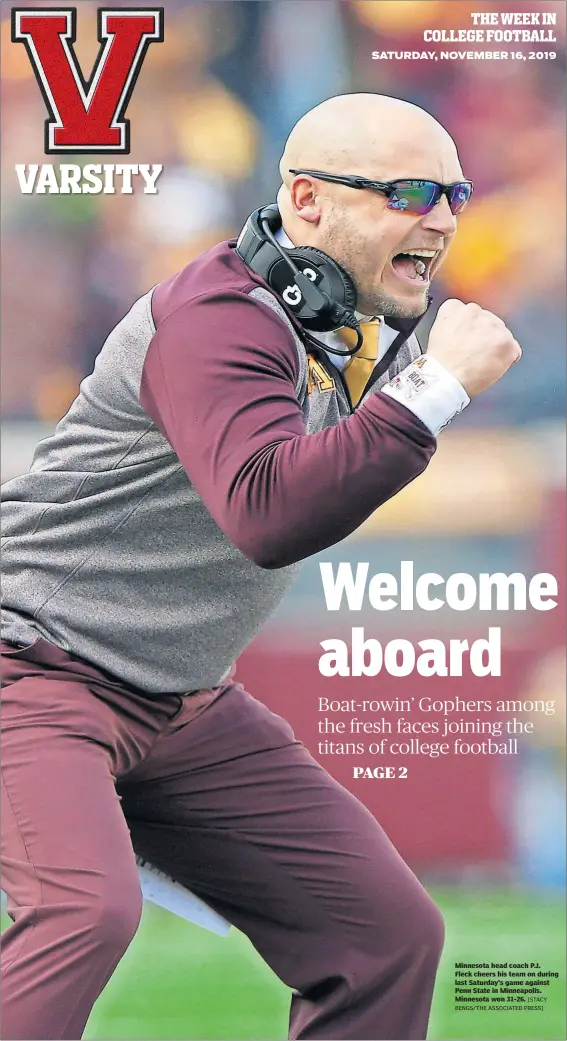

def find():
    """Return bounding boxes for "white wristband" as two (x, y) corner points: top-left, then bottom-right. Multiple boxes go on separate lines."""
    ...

(381, 355), (470, 435)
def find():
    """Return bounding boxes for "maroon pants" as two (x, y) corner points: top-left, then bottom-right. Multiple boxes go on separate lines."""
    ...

(1, 639), (444, 1040)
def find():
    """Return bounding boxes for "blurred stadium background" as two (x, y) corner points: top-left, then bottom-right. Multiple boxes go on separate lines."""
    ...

(1, 1), (565, 1038)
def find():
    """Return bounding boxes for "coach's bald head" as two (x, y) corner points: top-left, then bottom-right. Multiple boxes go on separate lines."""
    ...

(277, 94), (465, 318)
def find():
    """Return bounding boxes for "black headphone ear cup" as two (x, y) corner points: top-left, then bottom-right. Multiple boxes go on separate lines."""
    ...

(297, 246), (357, 312)
(236, 205), (359, 334)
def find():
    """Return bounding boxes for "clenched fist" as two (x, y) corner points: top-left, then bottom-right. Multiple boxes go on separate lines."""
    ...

(427, 299), (522, 397)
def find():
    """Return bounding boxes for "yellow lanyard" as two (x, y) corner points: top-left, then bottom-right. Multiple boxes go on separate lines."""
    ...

(339, 321), (380, 406)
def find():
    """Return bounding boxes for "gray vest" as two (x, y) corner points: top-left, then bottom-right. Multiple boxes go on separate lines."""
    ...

(1, 286), (421, 694)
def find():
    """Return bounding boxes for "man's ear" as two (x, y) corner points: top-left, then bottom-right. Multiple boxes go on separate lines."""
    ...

(290, 175), (321, 226)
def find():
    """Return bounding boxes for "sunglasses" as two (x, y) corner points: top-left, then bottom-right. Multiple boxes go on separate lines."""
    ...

(288, 169), (474, 216)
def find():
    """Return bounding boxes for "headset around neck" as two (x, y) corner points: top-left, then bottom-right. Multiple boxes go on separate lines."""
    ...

(235, 204), (363, 356)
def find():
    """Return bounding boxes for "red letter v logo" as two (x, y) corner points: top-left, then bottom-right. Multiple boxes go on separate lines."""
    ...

(11, 7), (163, 154)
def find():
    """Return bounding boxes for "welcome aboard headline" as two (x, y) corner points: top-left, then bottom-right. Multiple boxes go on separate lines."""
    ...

(316, 562), (559, 678)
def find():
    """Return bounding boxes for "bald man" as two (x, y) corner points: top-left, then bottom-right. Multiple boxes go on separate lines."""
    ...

(1, 94), (519, 1040)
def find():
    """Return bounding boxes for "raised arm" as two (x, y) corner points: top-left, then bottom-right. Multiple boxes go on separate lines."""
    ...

(140, 289), (435, 568)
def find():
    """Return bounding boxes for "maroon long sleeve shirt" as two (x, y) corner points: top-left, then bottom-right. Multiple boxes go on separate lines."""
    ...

(143, 242), (435, 569)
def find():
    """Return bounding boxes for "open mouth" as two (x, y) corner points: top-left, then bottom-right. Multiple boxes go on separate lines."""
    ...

(390, 249), (437, 285)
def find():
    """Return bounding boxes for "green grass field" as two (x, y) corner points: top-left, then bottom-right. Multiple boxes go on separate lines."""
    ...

(3, 887), (566, 1039)
(83, 887), (565, 1040)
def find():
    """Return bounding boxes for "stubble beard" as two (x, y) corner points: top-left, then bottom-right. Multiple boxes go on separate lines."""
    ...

(321, 209), (429, 319)
(357, 283), (428, 320)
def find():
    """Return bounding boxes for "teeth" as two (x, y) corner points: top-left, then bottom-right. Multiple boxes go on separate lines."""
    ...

(415, 260), (426, 275)
(407, 249), (436, 257)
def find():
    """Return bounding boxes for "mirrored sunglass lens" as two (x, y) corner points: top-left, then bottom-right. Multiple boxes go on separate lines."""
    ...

(449, 182), (472, 214)
(387, 181), (440, 214)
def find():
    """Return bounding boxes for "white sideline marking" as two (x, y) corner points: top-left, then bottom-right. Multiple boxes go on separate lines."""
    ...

(1, 865), (231, 938)
(136, 859), (231, 936)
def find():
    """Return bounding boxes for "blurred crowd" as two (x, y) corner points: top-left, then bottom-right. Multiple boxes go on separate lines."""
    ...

(2, 0), (565, 424)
